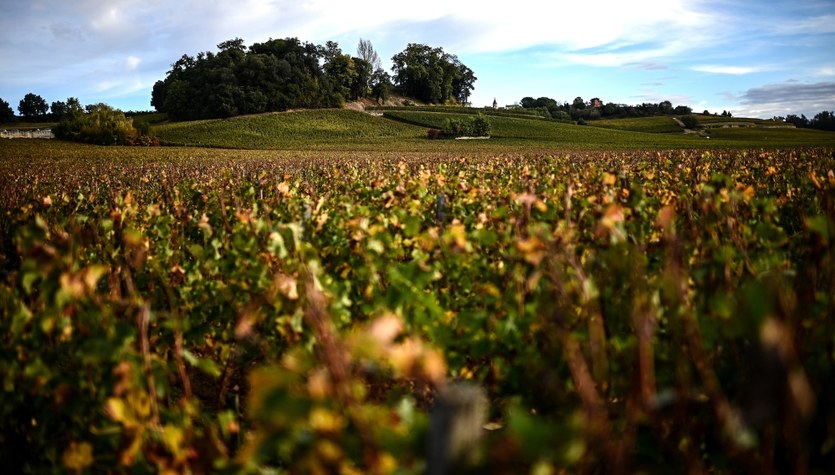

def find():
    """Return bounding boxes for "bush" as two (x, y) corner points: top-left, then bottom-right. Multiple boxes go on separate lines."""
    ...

(471, 113), (491, 137)
(427, 128), (442, 140)
(441, 113), (491, 138)
(54, 104), (158, 146)
(681, 114), (700, 129)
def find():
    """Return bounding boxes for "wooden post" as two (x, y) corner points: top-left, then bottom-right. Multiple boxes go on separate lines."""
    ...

(427, 382), (487, 475)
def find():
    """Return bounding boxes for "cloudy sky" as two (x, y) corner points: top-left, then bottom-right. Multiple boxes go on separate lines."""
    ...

(1, 0), (834, 118)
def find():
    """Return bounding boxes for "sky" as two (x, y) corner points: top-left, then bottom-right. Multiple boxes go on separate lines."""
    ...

(1, 0), (834, 119)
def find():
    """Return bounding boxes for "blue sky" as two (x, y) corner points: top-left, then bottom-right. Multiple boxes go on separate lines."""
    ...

(1, 0), (833, 118)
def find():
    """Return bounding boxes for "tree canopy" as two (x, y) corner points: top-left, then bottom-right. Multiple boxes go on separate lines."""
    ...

(152, 37), (382, 120)
(518, 96), (693, 121)
(0, 98), (14, 122)
(390, 43), (476, 105)
(18, 93), (49, 119)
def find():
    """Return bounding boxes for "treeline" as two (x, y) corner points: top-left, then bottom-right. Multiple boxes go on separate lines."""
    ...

(517, 96), (693, 121)
(151, 38), (476, 121)
(778, 111), (835, 132)
(0, 94), (84, 123)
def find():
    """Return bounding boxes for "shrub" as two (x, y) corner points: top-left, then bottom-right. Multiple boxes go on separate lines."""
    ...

(427, 128), (442, 140)
(54, 104), (158, 146)
(471, 113), (490, 136)
(680, 114), (700, 129)
(441, 113), (491, 138)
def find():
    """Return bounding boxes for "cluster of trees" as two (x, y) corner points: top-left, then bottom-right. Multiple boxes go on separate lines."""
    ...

(0, 94), (92, 123)
(1, 93), (155, 145)
(151, 37), (366, 120)
(151, 38), (476, 121)
(777, 111), (835, 131)
(518, 96), (693, 121)
(52, 103), (155, 145)
(391, 43), (475, 105)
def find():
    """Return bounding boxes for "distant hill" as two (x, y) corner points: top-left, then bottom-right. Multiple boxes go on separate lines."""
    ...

(151, 106), (835, 150)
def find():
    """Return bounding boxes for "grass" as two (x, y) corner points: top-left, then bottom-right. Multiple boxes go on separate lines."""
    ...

(127, 108), (835, 150)
(382, 110), (833, 149)
(589, 116), (684, 134)
(152, 109), (424, 149)
(704, 126), (835, 145)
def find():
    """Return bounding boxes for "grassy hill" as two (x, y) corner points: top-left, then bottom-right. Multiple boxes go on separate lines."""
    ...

(152, 109), (424, 149)
(588, 116), (684, 134)
(150, 107), (835, 150)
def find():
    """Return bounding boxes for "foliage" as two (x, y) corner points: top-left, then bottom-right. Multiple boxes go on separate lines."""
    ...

(49, 97), (84, 122)
(787, 111), (835, 131)
(1, 141), (834, 474)
(52, 103), (156, 146)
(151, 37), (376, 120)
(441, 113), (491, 137)
(520, 96), (695, 121)
(0, 98), (15, 122)
(17, 93), (49, 119)
(680, 114), (701, 129)
(370, 69), (394, 103)
(390, 43), (476, 104)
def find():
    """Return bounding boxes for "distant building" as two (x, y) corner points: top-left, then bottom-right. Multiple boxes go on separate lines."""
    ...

(492, 98), (498, 109)
(591, 97), (602, 108)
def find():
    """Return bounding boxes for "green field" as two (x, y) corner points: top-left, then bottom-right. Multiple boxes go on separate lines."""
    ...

(147, 107), (835, 150)
(589, 116), (684, 134)
(152, 109), (424, 149)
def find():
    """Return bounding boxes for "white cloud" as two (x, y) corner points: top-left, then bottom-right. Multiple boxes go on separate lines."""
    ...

(773, 14), (835, 35)
(691, 65), (760, 75)
(125, 56), (141, 71)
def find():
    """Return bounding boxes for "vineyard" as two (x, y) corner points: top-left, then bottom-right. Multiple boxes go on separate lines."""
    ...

(1, 140), (834, 474)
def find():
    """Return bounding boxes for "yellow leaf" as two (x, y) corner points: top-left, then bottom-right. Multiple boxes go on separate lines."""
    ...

(83, 265), (107, 291)
(743, 185), (755, 201)
(310, 408), (346, 434)
(448, 223), (469, 250)
(162, 425), (186, 460)
(62, 441), (93, 472)
(603, 173), (617, 186)
(105, 398), (127, 423)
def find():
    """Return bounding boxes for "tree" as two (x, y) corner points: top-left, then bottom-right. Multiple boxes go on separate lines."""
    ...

(50, 100), (68, 119)
(674, 105), (692, 115)
(810, 110), (835, 131)
(450, 58), (476, 104)
(785, 114), (809, 128)
(0, 98), (14, 122)
(18, 93), (49, 119)
(357, 38), (381, 72)
(66, 97), (84, 116)
(391, 43), (476, 104)
(371, 69), (393, 103)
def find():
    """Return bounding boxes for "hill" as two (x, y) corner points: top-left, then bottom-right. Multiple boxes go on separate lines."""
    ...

(150, 106), (835, 150)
